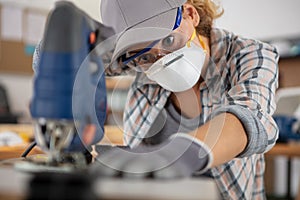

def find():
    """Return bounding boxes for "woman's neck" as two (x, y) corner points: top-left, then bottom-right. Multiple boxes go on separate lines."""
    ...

(170, 81), (202, 119)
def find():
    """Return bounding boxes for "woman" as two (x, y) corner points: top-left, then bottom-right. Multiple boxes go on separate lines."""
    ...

(99, 0), (279, 199)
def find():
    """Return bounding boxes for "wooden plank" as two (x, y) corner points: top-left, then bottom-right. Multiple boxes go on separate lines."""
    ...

(266, 142), (300, 157)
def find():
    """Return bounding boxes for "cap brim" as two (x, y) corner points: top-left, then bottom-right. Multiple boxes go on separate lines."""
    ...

(111, 8), (178, 62)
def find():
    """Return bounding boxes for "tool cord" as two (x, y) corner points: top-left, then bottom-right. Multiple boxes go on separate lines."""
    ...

(21, 141), (37, 158)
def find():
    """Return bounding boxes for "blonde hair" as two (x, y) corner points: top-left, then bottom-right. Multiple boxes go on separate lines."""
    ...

(186, 0), (223, 37)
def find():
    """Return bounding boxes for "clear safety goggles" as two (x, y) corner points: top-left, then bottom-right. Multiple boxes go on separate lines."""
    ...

(120, 29), (207, 72)
(120, 6), (183, 72)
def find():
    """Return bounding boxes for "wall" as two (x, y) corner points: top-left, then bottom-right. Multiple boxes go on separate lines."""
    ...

(0, 0), (101, 123)
(216, 0), (300, 40)
(0, 0), (101, 20)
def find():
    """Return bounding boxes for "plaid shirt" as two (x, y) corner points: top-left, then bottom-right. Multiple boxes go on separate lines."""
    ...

(33, 28), (279, 199)
(117, 28), (279, 199)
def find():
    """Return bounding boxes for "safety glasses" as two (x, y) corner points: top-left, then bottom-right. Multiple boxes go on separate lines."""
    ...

(121, 29), (207, 73)
(121, 7), (183, 69)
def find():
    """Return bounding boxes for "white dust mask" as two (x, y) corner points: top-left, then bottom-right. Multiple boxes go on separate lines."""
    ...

(145, 30), (207, 92)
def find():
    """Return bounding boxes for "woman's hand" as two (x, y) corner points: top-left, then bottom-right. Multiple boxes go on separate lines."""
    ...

(91, 134), (213, 179)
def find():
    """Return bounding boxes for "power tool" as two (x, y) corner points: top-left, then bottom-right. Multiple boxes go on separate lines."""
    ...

(28, 1), (114, 168)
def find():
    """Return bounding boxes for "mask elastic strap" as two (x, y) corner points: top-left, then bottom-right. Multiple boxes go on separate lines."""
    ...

(187, 29), (197, 47)
(187, 29), (207, 53)
(198, 33), (207, 53)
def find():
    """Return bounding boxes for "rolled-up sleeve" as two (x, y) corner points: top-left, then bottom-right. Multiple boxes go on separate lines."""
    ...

(214, 41), (279, 157)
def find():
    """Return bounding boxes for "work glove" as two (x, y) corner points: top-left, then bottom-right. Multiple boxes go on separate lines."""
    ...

(91, 133), (213, 179)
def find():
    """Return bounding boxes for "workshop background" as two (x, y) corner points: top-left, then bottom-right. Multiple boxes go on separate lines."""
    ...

(0, 0), (299, 199)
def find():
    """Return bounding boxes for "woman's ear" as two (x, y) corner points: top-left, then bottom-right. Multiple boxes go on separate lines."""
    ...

(182, 3), (200, 27)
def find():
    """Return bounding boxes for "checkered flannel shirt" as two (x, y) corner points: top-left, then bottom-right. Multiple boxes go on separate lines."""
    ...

(33, 27), (279, 200)
(112, 28), (279, 199)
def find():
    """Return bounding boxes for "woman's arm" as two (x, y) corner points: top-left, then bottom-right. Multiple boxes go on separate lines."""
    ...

(191, 41), (279, 167)
(191, 112), (247, 167)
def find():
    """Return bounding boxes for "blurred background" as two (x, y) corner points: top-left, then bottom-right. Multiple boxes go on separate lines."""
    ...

(0, 0), (299, 199)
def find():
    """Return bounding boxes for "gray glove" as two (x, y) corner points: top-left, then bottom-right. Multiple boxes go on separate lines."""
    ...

(91, 134), (213, 179)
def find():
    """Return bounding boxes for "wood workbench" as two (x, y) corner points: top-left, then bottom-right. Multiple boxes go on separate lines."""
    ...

(1, 124), (299, 199)
(0, 124), (124, 160)
(0, 125), (220, 200)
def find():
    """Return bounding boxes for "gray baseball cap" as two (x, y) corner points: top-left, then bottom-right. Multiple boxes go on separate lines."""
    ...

(100, 0), (186, 63)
